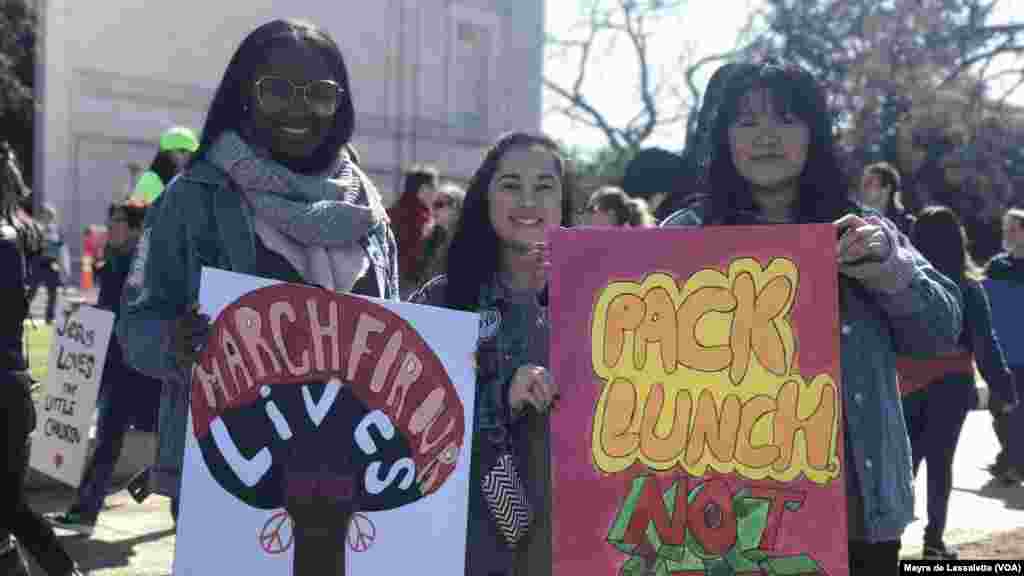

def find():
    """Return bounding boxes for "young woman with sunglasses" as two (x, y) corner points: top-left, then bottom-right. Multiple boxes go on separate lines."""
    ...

(117, 19), (398, 525)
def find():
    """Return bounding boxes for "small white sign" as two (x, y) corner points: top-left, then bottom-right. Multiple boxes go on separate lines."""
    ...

(29, 306), (116, 487)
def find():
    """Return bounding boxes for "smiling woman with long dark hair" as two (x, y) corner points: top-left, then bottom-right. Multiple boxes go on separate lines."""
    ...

(116, 20), (399, 560)
(411, 132), (575, 576)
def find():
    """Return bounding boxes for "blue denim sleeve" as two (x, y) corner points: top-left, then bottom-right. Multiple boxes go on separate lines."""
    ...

(965, 278), (1018, 407)
(117, 182), (196, 383)
(384, 223), (401, 302)
(847, 219), (962, 356)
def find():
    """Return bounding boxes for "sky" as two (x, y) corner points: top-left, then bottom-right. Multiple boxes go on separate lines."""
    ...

(541, 0), (1024, 156)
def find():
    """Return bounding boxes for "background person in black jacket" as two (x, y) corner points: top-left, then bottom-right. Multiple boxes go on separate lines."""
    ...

(0, 142), (83, 575)
(47, 200), (162, 536)
(985, 207), (1024, 483)
(900, 206), (1018, 559)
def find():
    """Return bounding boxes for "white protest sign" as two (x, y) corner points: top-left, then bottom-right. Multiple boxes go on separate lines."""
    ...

(30, 306), (116, 487)
(173, 267), (478, 576)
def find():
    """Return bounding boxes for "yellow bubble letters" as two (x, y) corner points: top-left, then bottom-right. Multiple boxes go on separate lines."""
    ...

(590, 258), (840, 485)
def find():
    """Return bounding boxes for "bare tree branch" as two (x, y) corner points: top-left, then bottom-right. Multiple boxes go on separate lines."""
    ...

(617, 0), (660, 143)
(998, 73), (1024, 105)
(542, 0), (710, 158)
(543, 77), (626, 151)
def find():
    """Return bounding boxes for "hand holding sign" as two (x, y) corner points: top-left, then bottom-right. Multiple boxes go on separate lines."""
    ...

(509, 364), (558, 414)
(175, 304), (212, 370)
(191, 283), (466, 576)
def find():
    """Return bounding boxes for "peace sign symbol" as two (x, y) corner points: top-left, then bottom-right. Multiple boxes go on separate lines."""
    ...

(347, 512), (376, 553)
(259, 510), (294, 554)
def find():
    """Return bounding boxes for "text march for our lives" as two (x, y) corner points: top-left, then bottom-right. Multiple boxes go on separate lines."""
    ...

(29, 306), (116, 487)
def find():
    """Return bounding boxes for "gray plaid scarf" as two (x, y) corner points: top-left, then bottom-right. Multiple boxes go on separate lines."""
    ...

(207, 131), (384, 248)
(208, 131), (386, 291)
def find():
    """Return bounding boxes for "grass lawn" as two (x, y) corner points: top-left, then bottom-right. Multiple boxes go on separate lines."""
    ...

(23, 320), (53, 385)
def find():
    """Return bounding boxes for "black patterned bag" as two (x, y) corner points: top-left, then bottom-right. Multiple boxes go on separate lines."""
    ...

(480, 427), (532, 549)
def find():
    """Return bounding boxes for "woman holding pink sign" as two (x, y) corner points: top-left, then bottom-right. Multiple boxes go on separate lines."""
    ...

(662, 61), (963, 574)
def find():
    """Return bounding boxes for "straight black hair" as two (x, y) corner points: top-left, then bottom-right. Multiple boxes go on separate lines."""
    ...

(912, 205), (981, 283)
(706, 61), (856, 225)
(192, 19), (355, 174)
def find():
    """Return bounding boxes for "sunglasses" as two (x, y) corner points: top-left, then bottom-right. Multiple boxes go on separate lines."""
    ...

(254, 76), (344, 118)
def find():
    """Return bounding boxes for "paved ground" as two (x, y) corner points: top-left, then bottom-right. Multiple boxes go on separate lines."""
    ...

(25, 489), (176, 576)
(900, 408), (1024, 558)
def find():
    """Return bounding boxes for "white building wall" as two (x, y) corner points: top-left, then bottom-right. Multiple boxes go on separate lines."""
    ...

(35, 0), (544, 278)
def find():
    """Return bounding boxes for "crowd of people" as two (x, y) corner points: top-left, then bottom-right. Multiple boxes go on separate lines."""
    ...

(1, 17), (1023, 576)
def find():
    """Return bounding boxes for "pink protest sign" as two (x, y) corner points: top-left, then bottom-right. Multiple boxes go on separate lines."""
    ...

(550, 224), (847, 575)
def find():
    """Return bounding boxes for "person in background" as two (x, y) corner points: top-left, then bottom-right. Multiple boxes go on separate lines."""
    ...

(45, 200), (163, 536)
(621, 147), (679, 221)
(859, 162), (915, 235)
(661, 60), (962, 574)
(0, 141), (83, 575)
(388, 164), (441, 296)
(131, 126), (200, 204)
(118, 18), (398, 527)
(28, 203), (65, 324)
(984, 206), (1024, 483)
(433, 180), (465, 232)
(410, 132), (574, 576)
(987, 208), (1024, 283)
(578, 185), (655, 227)
(419, 181), (465, 284)
(897, 205), (1017, 559)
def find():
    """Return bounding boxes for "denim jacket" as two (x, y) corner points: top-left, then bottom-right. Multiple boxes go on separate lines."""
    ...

(409, 274), (552, 575)
(117, 159), (399, 498)
(410, 275), (548, 436)
(662, 206), (963, 543)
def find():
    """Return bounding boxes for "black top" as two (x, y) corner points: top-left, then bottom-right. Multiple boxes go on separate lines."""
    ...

(0, 222), (28, 372)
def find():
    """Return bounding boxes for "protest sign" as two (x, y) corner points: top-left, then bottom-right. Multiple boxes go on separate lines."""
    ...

(173, 267), (478, 576)
(29, 306), (116, 487)
(550, 225), (846, 575)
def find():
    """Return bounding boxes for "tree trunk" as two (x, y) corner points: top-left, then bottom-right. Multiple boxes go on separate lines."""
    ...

(291, 510), (351, 576)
